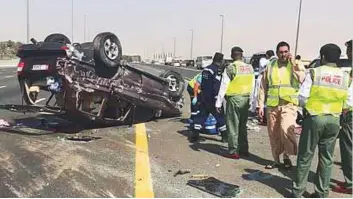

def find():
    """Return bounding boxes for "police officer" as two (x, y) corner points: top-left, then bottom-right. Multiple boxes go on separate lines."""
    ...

(331, 39), (353, 194)
(190, 52), (227, 142)
(187, 73), (202, 122)
(215, 47), (255, 159)
(292, 44), (353, 198)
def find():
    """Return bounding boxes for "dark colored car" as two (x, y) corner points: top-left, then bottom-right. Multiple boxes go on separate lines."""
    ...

(306, 58), (352, 71)
(14, 32), (185, 124)
(181, 60), (195, 67)
(250, 52), (267, 79)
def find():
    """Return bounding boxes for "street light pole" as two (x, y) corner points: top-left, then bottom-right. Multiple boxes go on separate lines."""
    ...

(26, 0), (29, 43)
(190, 29), (194, 60)
(71, 0), (74, 42)
(220, 15), (224, 53)
(83, 14), (87, 41)
(294, 0), (303, 56)
(173, 37), (176, 58)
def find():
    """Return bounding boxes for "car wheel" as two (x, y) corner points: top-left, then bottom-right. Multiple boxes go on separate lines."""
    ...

(159, 70), (185, 101)
(44, 33), (71, 44)
(93, 32), (122, 68)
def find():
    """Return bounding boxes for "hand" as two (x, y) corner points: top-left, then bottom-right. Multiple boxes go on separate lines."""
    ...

(343, 109), (349, 116)
(289, 52), (299, 71)
(216, 107), (222, 113)
(258, 106), (264, 119)
(192, 97), (198, 106)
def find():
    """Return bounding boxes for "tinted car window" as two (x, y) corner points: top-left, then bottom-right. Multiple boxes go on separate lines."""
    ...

(337, 59), (352, 68)
(308, 59), (352, 68)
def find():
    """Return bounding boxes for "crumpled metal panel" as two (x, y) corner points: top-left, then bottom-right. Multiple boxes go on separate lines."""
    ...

(55, 57), (183, 116)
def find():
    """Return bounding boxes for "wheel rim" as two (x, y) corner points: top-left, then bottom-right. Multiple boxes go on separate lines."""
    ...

(104, 38), (119, 60)
(23, 81), (39, 105)
(166, 75), (179, 92)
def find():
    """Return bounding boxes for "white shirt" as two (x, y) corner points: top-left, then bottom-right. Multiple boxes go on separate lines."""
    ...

(298, 72), (353, 107)
(259, 57), (269, 73)
(215, 67), (256, 108)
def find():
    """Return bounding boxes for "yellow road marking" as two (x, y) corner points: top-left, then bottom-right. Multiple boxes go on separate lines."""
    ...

(135, 123), (154, 198)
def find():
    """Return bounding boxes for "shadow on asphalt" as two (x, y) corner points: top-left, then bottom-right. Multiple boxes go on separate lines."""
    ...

(177, 128), (274, 167)
(0, 106), (159, 136)
(242, 165), (317, 197)
(243, 168), (293, 197)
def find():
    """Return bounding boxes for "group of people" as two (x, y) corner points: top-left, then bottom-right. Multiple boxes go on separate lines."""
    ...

(186, 40), (352, 197)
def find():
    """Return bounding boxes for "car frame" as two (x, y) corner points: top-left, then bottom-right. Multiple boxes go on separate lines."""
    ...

(10, 32), (186, 125)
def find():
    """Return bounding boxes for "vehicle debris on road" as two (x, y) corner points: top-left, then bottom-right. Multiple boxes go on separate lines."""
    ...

(173, 169), (191, 177)
(0, 119), (10, 127)
(64, 135), (102, 142)
(187, 177), (242, 198)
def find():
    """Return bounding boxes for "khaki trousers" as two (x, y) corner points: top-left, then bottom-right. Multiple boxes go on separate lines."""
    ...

(267, 103), (298, 161)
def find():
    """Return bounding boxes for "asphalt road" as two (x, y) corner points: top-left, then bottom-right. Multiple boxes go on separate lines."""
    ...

(0, 65), (350, 198)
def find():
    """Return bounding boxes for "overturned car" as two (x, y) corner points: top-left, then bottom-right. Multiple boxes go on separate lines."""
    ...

(12, 32), (185, 124)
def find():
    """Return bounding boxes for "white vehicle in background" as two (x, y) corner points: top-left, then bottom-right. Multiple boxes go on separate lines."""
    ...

(172, 59), (182, 67)
(165, 56), (173, 66)
(196, 56), (213, 69)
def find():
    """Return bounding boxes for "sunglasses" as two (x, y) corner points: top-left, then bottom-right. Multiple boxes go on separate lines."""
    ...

(278, 51), (289, 53)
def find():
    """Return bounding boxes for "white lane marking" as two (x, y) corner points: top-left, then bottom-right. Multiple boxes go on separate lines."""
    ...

(4, 75), (14, 78)
(0, 86), (6, 89)
(35, 98), (46, 103)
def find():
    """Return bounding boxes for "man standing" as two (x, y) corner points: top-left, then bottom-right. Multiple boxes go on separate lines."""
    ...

(331, 39), (353, 194)
(292, 43), (352, 198)
(257, 41), (305, 169)
(191, 52), (227, 142)
(215, 47), (255, 159)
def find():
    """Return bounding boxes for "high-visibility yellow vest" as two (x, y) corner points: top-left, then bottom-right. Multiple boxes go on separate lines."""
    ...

(188, 73), (201, 88)
(226, 60), (255, 96)
(266, 60), (300, 106)
(305, 65), (349, 116)
(188, 73), (201, 93)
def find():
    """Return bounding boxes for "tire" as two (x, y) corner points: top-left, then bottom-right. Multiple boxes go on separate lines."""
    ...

(159, 70), (185, 100)
(44, 33), (71, 44)
(93, 32), (122, 68)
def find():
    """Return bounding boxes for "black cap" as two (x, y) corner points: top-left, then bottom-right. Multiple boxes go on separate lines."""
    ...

(320, 43), (341, 62)
(345, 39), (352, 48)
(231, 46), (243, 53)
(213, 52), (224, 62)
(320, 44), (341, 55)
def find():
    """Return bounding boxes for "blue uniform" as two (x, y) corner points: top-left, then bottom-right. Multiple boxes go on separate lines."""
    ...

(193, 64), (226, 133)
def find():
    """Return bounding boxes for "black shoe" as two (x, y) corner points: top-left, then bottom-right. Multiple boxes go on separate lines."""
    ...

(283, 158), (293, 169)
(189, 130), (200, 142)
(265, 162), (280, 169)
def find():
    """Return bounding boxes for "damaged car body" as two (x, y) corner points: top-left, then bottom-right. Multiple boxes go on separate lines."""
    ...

(9, 32), (185, 124)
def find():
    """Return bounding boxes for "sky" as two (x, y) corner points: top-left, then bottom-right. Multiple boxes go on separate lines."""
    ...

(0, 0), (352, 60)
